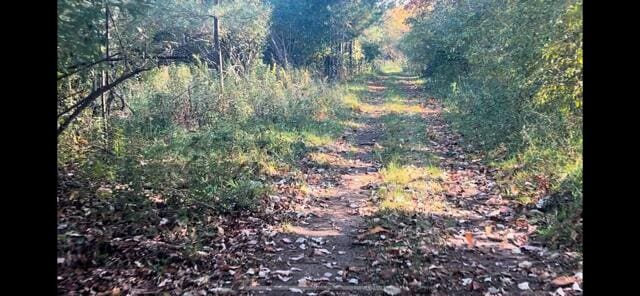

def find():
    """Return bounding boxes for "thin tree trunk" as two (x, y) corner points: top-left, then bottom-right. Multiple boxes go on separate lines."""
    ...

(101, 71), (107, 122)
(348, 40), (353, 76)
(213, 0), (224, 91)
(105, 5), (112, 116)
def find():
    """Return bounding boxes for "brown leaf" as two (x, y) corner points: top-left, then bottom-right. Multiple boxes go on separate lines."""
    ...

(368, 225), (388, 235)
(381, 269), (395, 280)
(464, 232), (474, 248)
(472, 281), (484, 291)
(552, 276), (576, 286)
(111, 287), (121, 296)
(357, 226), (388, 239)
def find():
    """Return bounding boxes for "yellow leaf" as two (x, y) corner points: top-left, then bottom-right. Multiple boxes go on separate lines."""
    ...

(484, 225), (493, 235)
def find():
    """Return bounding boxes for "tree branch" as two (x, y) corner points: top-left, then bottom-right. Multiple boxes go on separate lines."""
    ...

(57, 66), (153, 136)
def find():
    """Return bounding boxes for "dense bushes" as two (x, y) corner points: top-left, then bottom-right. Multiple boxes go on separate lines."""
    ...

(58, 63), (351, 213)
(57, 0), (385, 215)
(400, 0), (582, 246)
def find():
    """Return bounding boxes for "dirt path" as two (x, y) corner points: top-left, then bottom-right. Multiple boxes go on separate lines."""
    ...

(239, 74), (394, 295)
(55, 70), (581, 295)
(354, 72), (582, 296)
(241, 70), (582, 295)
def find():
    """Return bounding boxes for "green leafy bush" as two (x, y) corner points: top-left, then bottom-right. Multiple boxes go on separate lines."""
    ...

(401, 0), (582, 246)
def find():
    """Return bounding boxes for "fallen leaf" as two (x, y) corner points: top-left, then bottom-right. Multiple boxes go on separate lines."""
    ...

(518, 261), (532, 269)
(555, 288), (566, 296)
(369, 225), (387, 234)
(273, 270), (292, 276)
(462, 278), (472, 286)
(487, 287), (500, 294)
(348, 278), (359, 285)
(574, 272), (583, 281)
(500, 277), (513, 285)
(383, 285), (402, 295)
(111, 287), (121, 296)
(380, 269), (395, 280)
(485, 225), (493, 235)
(464, 232), (474, 248)
(552, 276), (576, 286)
(298, 277), (310, 287)
(572, 282), (582, 291)
(282, 238), (292, 244)
(289, 288), (303, 293)
(290, 254), (304, 261)
(472, 281), (483, 290)
(96, 187), (113, 199)
(357, 226), (388, 239)
(324, 262), (336, 268)
(313, 248), (331, 256)
(258, 268), (270, 278)
(518, 282), (530, 290)
(277, 275), (291, 282)
(195, 276), (209, 285)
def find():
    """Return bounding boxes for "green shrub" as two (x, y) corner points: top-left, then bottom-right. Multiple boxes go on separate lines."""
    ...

(401, 0), (582, 246)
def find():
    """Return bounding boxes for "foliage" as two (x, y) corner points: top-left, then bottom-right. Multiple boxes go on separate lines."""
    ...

(59, 62), (355, 213)
(362, 5), (414, 61)
(265, 0), (384, 78)
(400, 0), (582, 246)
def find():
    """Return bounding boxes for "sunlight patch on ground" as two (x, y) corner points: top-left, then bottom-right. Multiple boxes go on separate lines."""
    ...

(284, 226), (342, 237)
(381, 102), (423, 114)
(302, 132), (334, 146)
(340, 119), (365, 129)
(307, 152), (340, 168)
(342, 93), (362, 112)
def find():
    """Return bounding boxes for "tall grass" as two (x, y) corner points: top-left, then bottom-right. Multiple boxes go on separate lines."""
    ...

(58, 63), (356, 213)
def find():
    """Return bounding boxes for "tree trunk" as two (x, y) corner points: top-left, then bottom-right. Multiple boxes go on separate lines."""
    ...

(348, 40), (353, 76)
(213, 0), (224, 91)
(101, 71), (107, 123)
(104, 5), (112, 116)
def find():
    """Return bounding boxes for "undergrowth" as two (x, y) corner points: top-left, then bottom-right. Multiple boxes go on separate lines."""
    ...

(58, 63), (361, 214)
